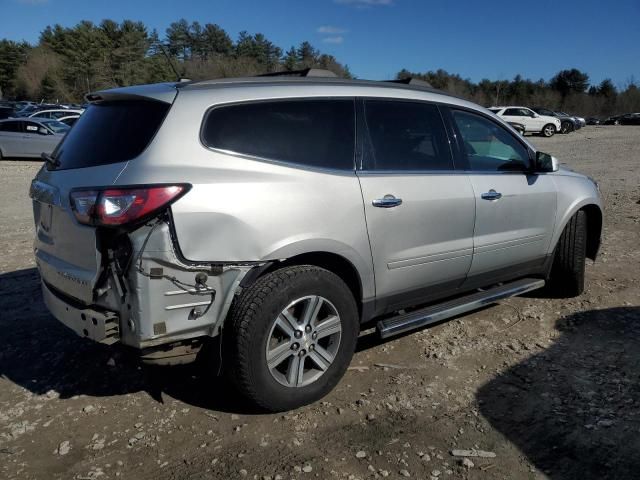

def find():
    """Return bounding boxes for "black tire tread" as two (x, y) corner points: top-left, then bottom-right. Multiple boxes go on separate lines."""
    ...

(224, 265), (355, 411)
(550, 210), (587, 297)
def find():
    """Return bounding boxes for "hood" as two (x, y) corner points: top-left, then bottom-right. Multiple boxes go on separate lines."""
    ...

(554, 165), (589, 179)
(538, 114), (562, 124)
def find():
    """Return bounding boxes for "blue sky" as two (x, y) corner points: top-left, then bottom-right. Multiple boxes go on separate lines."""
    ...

(2, 0), (639, 87)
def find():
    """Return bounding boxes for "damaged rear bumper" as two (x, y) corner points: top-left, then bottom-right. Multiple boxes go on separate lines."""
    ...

(38, 217), (256, 359)
(42, 281), (120, 344)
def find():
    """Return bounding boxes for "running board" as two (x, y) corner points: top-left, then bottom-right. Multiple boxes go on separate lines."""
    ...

(376, 278), (545, 339)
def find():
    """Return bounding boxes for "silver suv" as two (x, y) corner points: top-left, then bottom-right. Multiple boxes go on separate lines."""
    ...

(30, 71), (603, 411)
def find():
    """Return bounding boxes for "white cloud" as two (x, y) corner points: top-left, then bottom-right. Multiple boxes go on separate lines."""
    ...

(317, 25), (348, 34)
(322, 36), (344, 44)
(334, 0), (394, 6)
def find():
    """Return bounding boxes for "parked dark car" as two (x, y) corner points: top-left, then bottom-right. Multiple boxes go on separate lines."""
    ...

(602, 115), (622, 125)
(14, 105), (43, 117)
(531, 107), (577, 134)
(586, 117), (600, 125)
(601, 114), (640, 125)
(0, 106), (15, 120)
(557, 111), (586, 128)
(619, 113), (640, 125)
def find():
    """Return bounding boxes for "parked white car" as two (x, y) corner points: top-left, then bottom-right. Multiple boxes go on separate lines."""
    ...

(489, 106), (561, 137)
(28, 109), (84, 121)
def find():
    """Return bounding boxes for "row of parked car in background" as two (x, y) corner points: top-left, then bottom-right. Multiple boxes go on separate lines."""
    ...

(0, 101), (85, 159)
(0, 100), (85, 125)
(488, 106), (586, 137)
(489, 106), (640, 136)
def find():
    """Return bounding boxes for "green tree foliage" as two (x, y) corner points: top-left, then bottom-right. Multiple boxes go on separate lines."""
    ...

(0, 40), (30, 98)
(550, 68), (590, 97)
(0, 18), (350, 102)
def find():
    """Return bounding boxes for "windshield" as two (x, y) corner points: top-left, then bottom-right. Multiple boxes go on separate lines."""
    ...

(41, 120), (71, 134)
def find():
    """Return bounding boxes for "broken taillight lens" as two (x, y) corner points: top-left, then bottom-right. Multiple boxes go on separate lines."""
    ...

(70, 185), (188, 227)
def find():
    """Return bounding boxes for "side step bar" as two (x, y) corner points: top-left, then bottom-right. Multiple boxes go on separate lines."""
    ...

(377, 278), (545, 339)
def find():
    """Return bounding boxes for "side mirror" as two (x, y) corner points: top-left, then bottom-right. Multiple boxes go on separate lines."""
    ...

(38, 127), (49, 135)
(531, 112), (538, 118)
(535, 151), (559, 172)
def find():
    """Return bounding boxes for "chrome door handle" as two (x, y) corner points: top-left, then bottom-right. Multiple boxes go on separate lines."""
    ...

(372, 194), (403, 208)
(481, 189), (502, 200)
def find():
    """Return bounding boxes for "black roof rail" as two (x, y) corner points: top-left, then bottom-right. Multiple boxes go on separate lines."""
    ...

(257, 68), (338, 78)
(385, 77), (433, 88)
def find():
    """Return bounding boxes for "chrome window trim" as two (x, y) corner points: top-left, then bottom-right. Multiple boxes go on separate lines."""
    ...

(357, 169), (530, 176)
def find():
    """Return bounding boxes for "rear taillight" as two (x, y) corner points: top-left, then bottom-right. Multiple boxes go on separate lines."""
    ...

(70, 185), (188, 227)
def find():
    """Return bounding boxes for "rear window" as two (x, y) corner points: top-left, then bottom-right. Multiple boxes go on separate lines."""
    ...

(201, 99), (355, 171)
(53, 100), (169, 170)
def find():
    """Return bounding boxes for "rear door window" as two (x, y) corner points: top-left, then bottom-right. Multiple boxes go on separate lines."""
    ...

(362, 99), (453, 171)
(503, 108), (521, 116)
(202, 99), (355, 171)
(0, 121), (22, 132)
(53, 100), (170, 170)
(24, 122), (42, 134)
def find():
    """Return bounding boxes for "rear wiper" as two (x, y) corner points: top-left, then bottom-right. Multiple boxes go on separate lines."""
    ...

(41, 152), (60, 169)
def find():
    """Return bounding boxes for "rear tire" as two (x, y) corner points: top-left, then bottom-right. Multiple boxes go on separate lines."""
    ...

(561, 121), (574, 134)
(223, 265), (359, 411)
(542, 124), (556, 137)
(547, 210), (587, 297)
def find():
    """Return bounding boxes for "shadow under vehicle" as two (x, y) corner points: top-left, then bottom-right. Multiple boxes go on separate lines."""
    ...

(478, 306), (640, 479)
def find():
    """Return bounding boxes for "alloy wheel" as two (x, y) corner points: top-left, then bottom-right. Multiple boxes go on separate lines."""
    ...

(265, 295), (342, 388)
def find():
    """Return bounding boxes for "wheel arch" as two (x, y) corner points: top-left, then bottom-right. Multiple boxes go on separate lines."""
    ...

(551, 201), (603, 261)
(241, 250), (372, 322)
(582, 204), (603, 260)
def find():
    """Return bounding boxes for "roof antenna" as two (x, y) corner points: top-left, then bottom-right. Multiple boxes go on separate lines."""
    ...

(153, 42), (186, 83)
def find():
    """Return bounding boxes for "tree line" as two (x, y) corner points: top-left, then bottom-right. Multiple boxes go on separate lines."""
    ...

(0, 18), (638, 117)
(397, 68), (640, 118)
(0, 18), (351, 103)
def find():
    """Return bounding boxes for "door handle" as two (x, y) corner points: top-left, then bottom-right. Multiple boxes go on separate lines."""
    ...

(372, 194), (403, 208)
(481, 189), (502, 201)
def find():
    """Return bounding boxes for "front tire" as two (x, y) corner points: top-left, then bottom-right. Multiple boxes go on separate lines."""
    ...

(547, 210), (587, 297)
(542, 123), (556, 137)
(224, 265), (359, 411)
(561, 121), (574, 134)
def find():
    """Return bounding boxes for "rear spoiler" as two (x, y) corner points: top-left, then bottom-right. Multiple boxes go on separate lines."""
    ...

(85, 83), (179, 105)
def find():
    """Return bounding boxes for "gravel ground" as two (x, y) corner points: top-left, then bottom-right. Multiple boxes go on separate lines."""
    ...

(0, 126), (638, 480)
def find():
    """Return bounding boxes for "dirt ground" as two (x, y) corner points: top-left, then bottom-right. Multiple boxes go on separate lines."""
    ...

(1, 126), (639, 480)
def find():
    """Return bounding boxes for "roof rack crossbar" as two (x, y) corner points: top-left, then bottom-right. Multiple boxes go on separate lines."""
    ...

(385, 77), (433, 88)
(257, 68), (338, 78)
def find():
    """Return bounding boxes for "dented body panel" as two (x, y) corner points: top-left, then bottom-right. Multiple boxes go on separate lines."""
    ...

(122, 221), (250, 348)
